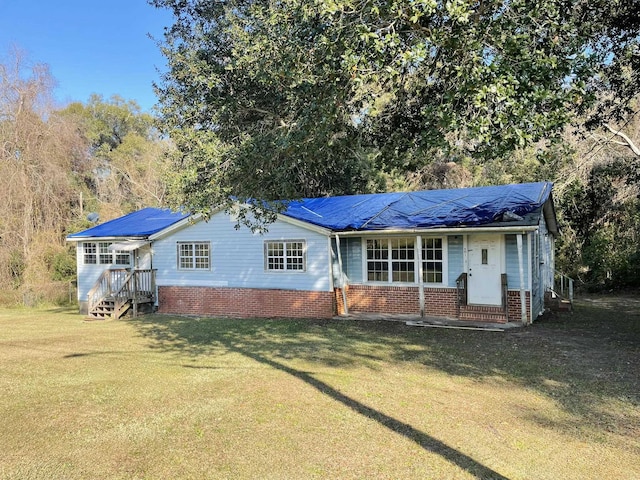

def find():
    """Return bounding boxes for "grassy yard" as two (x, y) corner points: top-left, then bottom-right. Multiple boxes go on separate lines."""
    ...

(0, 297), (638, 479)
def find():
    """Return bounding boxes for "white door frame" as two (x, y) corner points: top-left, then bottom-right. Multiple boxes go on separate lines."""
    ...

(466, 234), (505, 305)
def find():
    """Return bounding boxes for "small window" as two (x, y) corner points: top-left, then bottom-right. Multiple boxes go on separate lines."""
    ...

(178, 242), (210, 270)
(114, 250), (130, 265)
(99, 242), (112, 264)
(366, 239), (389, 281)
(422, 237), (444, 283)
(265, 240), (306, 272)
(83, 242), (97, 264)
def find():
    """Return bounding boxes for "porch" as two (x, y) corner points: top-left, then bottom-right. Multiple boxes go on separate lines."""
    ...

(333, 311), (523, 331)
(87, 269), (156, 319)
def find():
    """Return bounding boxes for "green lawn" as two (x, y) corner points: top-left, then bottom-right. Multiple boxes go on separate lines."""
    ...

(1, 297), (638, 479)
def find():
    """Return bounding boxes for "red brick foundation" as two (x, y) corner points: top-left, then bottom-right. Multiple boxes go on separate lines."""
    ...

(158, 286), (335, 319)
(158, 284), (532, 322)
(335, 284), (532, 323)
(335, 284), (421, 315)
(506, 290), (531, 322)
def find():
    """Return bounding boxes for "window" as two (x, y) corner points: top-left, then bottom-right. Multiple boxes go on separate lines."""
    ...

(364, 236), (446, 284)
(265, 240), (306, 271)
(99, 242), (112, 264)
(391, 238), (415, 282)
(83, 242), (97, 264)
(367, 238), (415, 283)
(178, 242), (210, 270)
(366, 239), (388, 281)
(83, 241), (131, 265)
(114, 250), (130, 265)
(422, 237), (443, 283)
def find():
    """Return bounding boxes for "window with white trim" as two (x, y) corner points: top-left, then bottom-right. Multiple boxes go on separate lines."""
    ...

(422, 237), (444, 283)
(83, 242), (97, 264)
(366, 237), (416, 282)
(82, 241), (130, 265)
(177, 242), (210, 270)
(364, 236), (446, 284)
(264, 240), (306, 271)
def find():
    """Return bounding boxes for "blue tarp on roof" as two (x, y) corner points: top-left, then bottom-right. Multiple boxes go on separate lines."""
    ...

(66, 207), (189, 239)
(283, 182), (552, 231)
(67, 183), (553, 238)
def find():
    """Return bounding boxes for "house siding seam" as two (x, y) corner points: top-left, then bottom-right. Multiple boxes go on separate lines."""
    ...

(158, 286), (335, 319)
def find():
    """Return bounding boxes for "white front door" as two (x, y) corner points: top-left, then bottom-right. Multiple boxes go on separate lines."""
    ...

(467, 234), (503, 305)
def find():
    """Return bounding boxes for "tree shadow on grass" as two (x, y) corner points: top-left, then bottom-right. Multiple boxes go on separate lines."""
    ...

(132, 315), (509, 479)
(131, 297), (640, 470)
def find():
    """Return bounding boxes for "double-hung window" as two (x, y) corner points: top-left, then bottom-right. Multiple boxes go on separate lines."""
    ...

(264, 240), (306, 272)
(83, 242), (97, 264)
(422, 238), (444, 283)
(365, 236), (445, 284)
(178, 242), (211, 270)
(366, 238), (415, 283)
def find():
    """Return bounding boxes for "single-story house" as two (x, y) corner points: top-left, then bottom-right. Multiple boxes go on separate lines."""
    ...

(66, 182), (559, 324)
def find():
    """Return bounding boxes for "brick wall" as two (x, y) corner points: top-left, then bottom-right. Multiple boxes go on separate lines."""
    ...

(335, 284), (421, 315)
(335, 284), (533, 323)
(424, 288), (458, 317)
(157, 285), (532, 322)
(158, 286), (335, 319)
(506, 290), (531, 322)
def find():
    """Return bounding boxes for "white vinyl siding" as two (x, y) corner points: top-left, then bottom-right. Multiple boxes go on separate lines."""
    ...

(74, 241), (133, 308)
(505, 235), (530, 289)
(152, 212), (331, 291)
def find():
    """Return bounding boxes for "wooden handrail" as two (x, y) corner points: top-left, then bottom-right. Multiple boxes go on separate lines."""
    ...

(456, 273), (467, 316)
(87, 269), (129, 313)
(553, 270), (574, 304)
(88, 269), (156, 318)
(501, 273), (509, 319)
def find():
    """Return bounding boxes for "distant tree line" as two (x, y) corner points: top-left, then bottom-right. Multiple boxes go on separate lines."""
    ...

(0, 49), (170, 305)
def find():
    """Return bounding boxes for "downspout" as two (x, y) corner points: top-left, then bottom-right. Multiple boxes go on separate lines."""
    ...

(416, 235), (425, 317)
(516, 233), (527, 324)
(335, 234), (349, 316)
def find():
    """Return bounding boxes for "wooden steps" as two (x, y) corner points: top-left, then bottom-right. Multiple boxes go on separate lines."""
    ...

(86, 269), (157, 320)
(545, 291), (573, 313)
(88, 297), (131, 320)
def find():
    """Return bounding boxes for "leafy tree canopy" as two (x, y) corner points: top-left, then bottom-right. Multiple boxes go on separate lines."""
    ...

(151, 0), (640, 221)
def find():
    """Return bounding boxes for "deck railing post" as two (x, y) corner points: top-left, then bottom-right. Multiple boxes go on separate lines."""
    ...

(132, 270), (138, 317)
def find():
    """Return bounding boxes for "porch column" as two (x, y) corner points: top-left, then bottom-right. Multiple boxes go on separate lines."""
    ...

(516, 233), (527, 324)
(335, 234), (349, 315)
(416, 235), (425, 317)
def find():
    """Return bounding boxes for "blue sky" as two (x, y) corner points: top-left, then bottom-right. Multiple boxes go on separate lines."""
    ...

(0, 0), (174, 112)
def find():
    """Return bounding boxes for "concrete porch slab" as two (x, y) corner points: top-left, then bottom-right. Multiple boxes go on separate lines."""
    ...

(333, 312), (524, 331)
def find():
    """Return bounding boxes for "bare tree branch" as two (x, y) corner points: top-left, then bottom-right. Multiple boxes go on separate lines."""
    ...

(604, 123), (640, 157)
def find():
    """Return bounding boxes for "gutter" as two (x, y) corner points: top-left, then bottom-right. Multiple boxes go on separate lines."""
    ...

(331, 225), (539, 237)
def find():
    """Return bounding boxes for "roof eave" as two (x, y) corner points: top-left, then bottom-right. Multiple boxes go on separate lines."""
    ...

(333, 224), (541, 236)
(65, 235), (149, 242)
